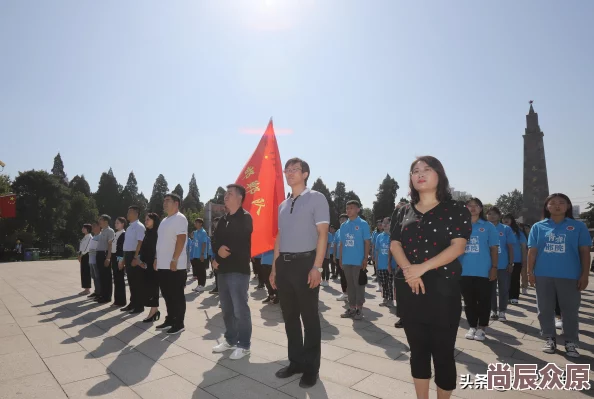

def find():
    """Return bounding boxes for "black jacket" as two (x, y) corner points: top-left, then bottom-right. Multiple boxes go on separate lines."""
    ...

(140, 228), (158, 267)
(115, 232), (125, 257)
(213, 208), (253, 274)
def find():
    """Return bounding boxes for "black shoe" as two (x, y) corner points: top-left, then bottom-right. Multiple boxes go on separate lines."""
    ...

(299, 373), (318, 388)
(262, 297), (272, 304)
(209, 289), (219, 294)
(143, 311), (161, 323)
(129, 308), (144, 314)
(97, 299), (110, 304)
(166, 324), (185, 335)
(120, 305), (133, 312)
(273, 296), (280, 304)
(156, 318), (173, 330)
(88, 293), (98, 298)
(275, 364), (303, 379)
(394, 319), (403, 328)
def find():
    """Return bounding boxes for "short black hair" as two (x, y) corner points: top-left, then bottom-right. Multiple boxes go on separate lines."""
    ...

(99, 214), (111, 223)
(339, 213), (348, 219)
(164, 193), (181, 206)
(226, 184), (246, 204)
(128, 205), (140, 214)
(83, 223), (92, 233)
(487, 206), (502, 217)
(194, 218), (204, 224)
(346, 200), (361, 208)
(284, 157), (311, 185)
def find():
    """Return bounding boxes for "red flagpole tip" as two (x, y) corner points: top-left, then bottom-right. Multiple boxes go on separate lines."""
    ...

(239, 127), (293, 136)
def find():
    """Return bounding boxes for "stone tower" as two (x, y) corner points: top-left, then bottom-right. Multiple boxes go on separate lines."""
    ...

(522, 102), (549, 225)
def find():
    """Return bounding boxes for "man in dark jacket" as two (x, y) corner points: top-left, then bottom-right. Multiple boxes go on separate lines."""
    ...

(211, 184), (253, 360)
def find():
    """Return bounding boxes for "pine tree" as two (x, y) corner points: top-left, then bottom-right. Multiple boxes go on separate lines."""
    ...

(69, 175), (91, 197)
(148, 174), (169, 216)
(51, 153), (68, 184)
(173, 184), (184, 200)
(331, 182), (347, 216)
(183, 174), (202, 212)
(399, 197), (409, 204)
(495, 189), (523, 217)
(372, 174), (399, 223)
(120, 171), (141, 215)
(312, 178), (337, 226)
(211, 187), (226, 205)
(94, 168), (122, 218)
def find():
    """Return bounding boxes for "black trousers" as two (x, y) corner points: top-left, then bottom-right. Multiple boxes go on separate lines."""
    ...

(404, 320), (459, 391)
(460, 276), (492, 328)
(509, 262), (523, 300)
(158, 269), (187, 326)
(329, 255), (336, 275)
(253, 257), (262, 280)
(338, 262), (347, 293)
(191, 258), (207, 286)
(144, 264), (159, 307)
(111, 254), (126, 306)
(125, 251), (145, 311)
(260, 264), (277, 297)
(276, 253), (321, 375)
(213, 270), (219, 291)
(80, 254), (91, 289)
(96, 251), (112, 301)
(321, 258), (330, 281)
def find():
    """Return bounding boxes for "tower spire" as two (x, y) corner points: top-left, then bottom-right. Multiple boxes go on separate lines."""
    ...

(525, 100), (541, 134)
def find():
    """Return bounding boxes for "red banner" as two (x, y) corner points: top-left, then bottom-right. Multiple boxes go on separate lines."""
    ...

(0, 194), (16, 218)
(235, 120), (285, 257)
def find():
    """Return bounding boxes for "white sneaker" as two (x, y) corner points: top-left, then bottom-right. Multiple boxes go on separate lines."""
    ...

(322, 281), (329, 287)
(555, 318), (563, 329)
(229, 348), (251, 360)
(498, 311), (507, 321)
(336, 293), (347, 301)
(510, 299), (518, 305)
(193, 285), (205, 292)
(521, 288), (528, 295)
(465, 328), (477, 340)
(474, 329), (486, 341)
(212, 342), (236, 353)
(388, 300), (396, 308)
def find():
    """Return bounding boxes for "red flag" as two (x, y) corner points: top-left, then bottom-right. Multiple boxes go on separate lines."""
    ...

(236, 119), (285, 257)
(0, 194), (16, 218)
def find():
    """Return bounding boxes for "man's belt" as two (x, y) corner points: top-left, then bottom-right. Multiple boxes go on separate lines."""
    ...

(279, 250), (316, 262)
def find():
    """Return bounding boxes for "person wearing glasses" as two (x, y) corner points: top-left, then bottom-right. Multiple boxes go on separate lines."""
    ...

(271, 157), (329, 389)
(391, 156), (471, 399)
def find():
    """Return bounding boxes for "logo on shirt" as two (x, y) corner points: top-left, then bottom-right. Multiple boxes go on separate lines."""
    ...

(567, 226), (575, 231)
(465, 236), (480, 253)
(345, 233), (355, 247)
(545, 233), (566, 254)
(479, 228), (485, 232)
(499, 232), (504, 236)
(355, 226), (359, 230)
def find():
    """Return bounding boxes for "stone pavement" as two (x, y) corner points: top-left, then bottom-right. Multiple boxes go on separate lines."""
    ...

(0, 260), (592, 399)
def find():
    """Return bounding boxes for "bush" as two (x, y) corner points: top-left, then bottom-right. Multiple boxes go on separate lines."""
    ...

(63, 244), (76, 258)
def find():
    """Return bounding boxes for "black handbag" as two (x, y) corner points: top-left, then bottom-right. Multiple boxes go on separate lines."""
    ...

(358, 269), (368, 285)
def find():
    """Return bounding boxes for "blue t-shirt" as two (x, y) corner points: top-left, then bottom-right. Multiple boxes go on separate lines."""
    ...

(334, 229), (342, 260)
(511, 230), (527, 263)
(528, 218), (592, 280)
(493, 223), (517, 269)
(374, 232), (391, 270)
(371, 230), (378, 247)
(261, 250), (274, 265)
(190, 228), (208, 259)
(207, 236), (213, 257)
(459, 219), (500, 278)
(186, 238), (192, 257)
(328, 232), (335, 256)
(340, 217), (371, 265)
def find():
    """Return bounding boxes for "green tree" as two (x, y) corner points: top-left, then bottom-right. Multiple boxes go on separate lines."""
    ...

(372, 174), (398, 223)
(0, 174), (11, 195)
(137, 192), (149, 217)
(361, 208), (373, 224)
(311, 178), (337, 226)
(398, 197), (409, 204)
(94, 168), (122, 218)
(173, 184), (184, 201)
(495, 189), (523, 217)
(51, 153), (68, 184)
(11, 170), (70, 247)
(345, 190), (363, 216)
(62, 192), (99, 246)
(581, 185), (594, 227)
(211, 187), (226, 205)
(120, 171), (143, 216)
(69, 175), (91, 197)
(148, 174), (169, 216)
(331, 182), (347, 216)
(183, 174), (203, 212)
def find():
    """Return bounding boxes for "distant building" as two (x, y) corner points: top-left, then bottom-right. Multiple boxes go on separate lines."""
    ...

(573, 205), (581, 218)
(451, 187), (471, 201)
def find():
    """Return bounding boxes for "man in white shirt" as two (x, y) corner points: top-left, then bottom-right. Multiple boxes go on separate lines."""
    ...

(154, 193), (188, 335)
(121, 206), (146, 313)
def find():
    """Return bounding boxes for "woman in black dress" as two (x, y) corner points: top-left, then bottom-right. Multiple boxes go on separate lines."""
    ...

(140, 213), (160, 322)
(390, 156), (471, 399)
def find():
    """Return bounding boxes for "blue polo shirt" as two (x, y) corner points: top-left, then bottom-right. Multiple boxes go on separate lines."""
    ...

(334, 229), (342, 260)
(528, 218), (592, 280)
(459, 219), (500, 278)
(328, 232), (335, 256)
(190, 228), (208, 259)
(493, 223), (517, 269)
(374, 232), (391, 270)
(511, 231), (527, 263)
(371, 230), (378, 247)
(340, 217), (371, 265)
(261, 250), (274, 265)
(207, 236), (213, 258)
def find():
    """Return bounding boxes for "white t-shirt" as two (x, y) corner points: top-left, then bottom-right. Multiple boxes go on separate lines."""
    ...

(156, 212), (188, 270)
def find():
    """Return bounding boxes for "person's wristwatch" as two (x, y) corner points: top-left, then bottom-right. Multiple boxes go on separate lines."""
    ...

(172, 257), (178, 263)
(314, 265), (323, 273)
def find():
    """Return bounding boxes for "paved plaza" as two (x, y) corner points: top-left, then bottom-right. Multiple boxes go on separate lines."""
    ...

(0, 260), (592, 398)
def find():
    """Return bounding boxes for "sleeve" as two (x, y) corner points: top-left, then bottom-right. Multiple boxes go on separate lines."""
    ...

(577, 222), (593, 247)
(488, 224), (500, 247)
(527, 224), (538, 248)
(449, 202), (472, 240)
(520, 232), (527, 245)
(313, 193), (330, 225)
(363, 223), (371, 240)
(176, 216), (188, 236)
(107, 229), (115, 242)
(136, 225), (146, 242)
(390, 206), (407, 242)
(506, 226), (517, 244)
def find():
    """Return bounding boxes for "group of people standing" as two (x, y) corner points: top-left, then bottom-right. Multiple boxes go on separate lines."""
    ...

(75, 154), (591, 398)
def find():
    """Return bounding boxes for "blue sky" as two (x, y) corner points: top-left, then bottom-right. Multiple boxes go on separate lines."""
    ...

(1, 0), (593, 211)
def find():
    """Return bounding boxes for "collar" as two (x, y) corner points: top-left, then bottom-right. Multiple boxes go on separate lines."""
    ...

(290, 187), (310, 199)
(474, 219), (486, 225)
(544, 217), (569, 226)
(347, 216), (362, 224)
